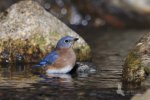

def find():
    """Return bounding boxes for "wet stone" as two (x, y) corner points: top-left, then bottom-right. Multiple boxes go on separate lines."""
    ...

(123, 32), (150, 83)
(0, 0), (91, 64)
(76, 62), (96, 74)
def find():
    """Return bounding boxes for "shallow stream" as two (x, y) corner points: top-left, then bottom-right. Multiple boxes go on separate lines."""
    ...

(0, 27), (149, 100)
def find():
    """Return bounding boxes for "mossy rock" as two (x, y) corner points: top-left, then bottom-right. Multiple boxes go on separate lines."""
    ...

(123, 51), (145, 83)
(0, 0), (91, 64)
(123, 32), (150, 83)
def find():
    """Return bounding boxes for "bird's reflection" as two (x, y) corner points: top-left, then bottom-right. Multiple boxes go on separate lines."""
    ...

(46, 73), (72, 80)
(39, 73), (74, 88)
(0, 64), (75, 90)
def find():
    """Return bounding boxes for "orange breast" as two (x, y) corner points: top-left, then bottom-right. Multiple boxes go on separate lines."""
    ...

(46, 48), (76, 71)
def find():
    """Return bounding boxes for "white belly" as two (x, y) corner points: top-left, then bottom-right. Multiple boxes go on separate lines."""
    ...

(46, 65), (73, 74)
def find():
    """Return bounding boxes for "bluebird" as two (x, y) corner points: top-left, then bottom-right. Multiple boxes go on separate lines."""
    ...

(35, 36), (78, 74)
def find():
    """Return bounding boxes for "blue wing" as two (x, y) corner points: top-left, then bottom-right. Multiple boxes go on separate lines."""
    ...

(35, 51), (59, 68)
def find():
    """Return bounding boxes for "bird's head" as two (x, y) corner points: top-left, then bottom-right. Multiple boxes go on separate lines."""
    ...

(56, 36), (78, 49)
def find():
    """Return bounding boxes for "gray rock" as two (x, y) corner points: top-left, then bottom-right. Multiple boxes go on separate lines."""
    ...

(76, 62), (96, 74)
(0, 0), (91, 63)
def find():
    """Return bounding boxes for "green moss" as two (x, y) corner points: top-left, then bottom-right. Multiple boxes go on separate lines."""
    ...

(125, 51), (141, 68)
(31, 33), (46, 52)
(75, 45), (92, 61)
(0, 38), (44, 64)
(0, 32), (92, 63)
(123, 50), (144, 83)
(50, 31), (60, 36)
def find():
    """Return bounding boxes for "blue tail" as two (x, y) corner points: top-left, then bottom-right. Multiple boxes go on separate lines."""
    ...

(33, 51), (59, 68)
(33, 60), (47, 68)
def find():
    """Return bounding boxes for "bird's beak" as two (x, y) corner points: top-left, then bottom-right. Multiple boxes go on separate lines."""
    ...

(74, 38), (79, 41)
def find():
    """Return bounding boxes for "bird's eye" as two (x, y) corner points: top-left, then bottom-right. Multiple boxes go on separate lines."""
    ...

(65, 40), (69, 43)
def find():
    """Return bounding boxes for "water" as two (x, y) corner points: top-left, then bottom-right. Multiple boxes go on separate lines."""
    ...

(0, 27), (149, 100)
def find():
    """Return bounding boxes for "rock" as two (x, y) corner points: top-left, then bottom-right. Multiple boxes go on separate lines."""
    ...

(0, 0), (84, 26)
(122, 33), (150, 83)
(0, 0), (91, 63)
(131, 89), (150, 100)
(76, 62), (96, 74)
(71, 62), (96, 77)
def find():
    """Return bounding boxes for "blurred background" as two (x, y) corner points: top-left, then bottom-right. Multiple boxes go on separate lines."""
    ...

(0, 0), (150, 100)
(0, 0), (150, 28)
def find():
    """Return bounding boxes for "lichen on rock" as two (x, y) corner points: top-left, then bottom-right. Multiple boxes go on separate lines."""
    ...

(123, 32), (150, 83)
(0, 0), (91, 64)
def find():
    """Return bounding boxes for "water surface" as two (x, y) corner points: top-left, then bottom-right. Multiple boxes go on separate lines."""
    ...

(0, 27), (149, 100)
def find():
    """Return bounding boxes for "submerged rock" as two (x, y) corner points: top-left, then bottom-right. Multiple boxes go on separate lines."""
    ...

(76, 62), (96, 74)
(76, 62), (96, 77)
(0, 0), (91, 63)
(122, 32), (150, 83)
